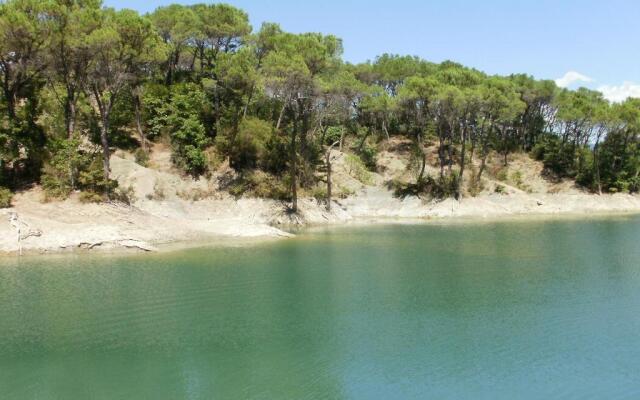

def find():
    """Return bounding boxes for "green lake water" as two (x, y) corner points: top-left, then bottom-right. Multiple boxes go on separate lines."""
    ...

(1, 216), (640, 399)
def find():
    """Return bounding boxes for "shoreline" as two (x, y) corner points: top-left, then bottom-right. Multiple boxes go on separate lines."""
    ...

(2, 191), (639, 257)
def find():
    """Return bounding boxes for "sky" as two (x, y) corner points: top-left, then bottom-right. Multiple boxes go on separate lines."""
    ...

(103, 0), (640, 101)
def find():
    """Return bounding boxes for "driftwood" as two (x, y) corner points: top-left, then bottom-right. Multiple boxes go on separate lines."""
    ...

(8, 212), (42, 256)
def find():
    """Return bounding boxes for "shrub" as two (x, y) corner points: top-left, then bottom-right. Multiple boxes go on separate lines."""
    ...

(310, 185), (328, 203)
(467, 167), (484, 197)
(345, 154), (373, 185)
(171, 117), (208, 176)
(0, 187), (12, 208)
(358, 140), (378, 171)
(391, 172), (459, 200)
(495, 168), (508, 182)
(261, 134), (289, 174)
(223, 117), (272, 170)
(494, 184), (507, 194)
(511, 171), (523, 186)
(323, 126), (343, 146)
(227, 171), (289, 200)
(134, 148), (149, 167)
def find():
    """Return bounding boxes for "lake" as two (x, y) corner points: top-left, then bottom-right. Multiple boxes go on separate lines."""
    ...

(1, 216), (640, 399)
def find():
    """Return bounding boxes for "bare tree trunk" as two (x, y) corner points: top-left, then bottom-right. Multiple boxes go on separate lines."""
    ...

(276, 100), (287, 130)
(325, 141), (340, 212)
(594, 137), (602, 195)
(290, 117), (298, 213)
(458, 124), (467, 199)
(99, 115), (111, 181)
(417, 133), (427, 183)
(382, 119), (390, 142)
(133, 91), (147, 152)
(93, 87), (112, 181)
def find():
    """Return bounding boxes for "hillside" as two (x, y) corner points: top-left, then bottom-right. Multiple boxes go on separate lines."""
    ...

(2, 142), (639, 255)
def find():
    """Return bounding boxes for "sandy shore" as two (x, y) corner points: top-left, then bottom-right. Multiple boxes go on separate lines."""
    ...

(2, 151), (639, 256)
(2, 184), (639, 256)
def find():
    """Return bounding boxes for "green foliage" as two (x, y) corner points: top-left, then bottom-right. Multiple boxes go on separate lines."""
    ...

(0, 187), (12, 208)
(134, 148), (149, 167)
(391, 172), (459, 200)
(226, 171), (289, 200)
(494, 184), (507, 194)
(41, 138), (103, 200)
(345, 154), (373, 185)
(358, 140), (378, 171)
(77, 158), (118, 201)
(1, 0), (639, 204)
(323, 126), (343, 146)
(172, 116), (208, 175)
(217, 117), (273, 170)
(261, 134), (289, 174)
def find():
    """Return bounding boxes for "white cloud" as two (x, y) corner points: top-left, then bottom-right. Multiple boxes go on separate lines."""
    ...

(555, 71), (594, 88)
(597, 82), (640, 103)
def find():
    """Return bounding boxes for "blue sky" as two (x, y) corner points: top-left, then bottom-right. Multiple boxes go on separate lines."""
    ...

(104, 0), (640, 101)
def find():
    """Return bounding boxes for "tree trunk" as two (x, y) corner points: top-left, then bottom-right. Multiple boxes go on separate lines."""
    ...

(290, 118), (298, 213)
(325, 141), (339, 212)
(594, 138), (602, 195)
(99, 114), (111, 181)
(67, 101), (76, 139)
(133, 91), (147, 152)
(276, 100), (287, 130)
(458, 124), (467, 199)
(438, 135), (445, 179)
(417, 134), (427, 183)
(63, 85), (77, 139)
(382, 119), (390, 142)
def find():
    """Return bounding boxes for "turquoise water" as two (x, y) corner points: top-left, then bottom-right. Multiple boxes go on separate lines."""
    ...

(1, 216), (640, 399)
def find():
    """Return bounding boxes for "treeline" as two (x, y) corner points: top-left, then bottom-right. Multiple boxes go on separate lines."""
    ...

(1, 0), (639, 209)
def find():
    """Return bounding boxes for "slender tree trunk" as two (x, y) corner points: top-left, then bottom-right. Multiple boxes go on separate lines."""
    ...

(93, 87), (112, 181)
(594, 138), (602, 195)
(290, 116), (298, 213)
(438, 135), (445, 179)
(133, 91), (147, 152)
(418, 133), (427, 183)
(276, 100), (287, 130)
(99, 114), (111, 181)
(458, 124), (467, 199)
(67, 101), (76, 139)
(325, 141), (340, 212)
(382, 119), (390, 142)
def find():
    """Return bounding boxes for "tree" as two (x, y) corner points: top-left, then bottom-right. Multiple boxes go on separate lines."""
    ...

(47, 0), (102, 138)
(150, 4), (198, 84)
(85, 8), (162, 181)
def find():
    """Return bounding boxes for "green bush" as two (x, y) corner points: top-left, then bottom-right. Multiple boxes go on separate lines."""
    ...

(171, 117), (208, 176)
(345, 154), (373, 185)
(358, 140), (378, 171)
(494, 184), (507, 194)
(0, 187), (12, 208)
(323, 126), (343, 146)
(134, 148), (149, 167)
(223, 117), (272, 170)
(261, 134), (289, 174)
(391, 172), (459, 200)
(227, 171), (290, 200)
